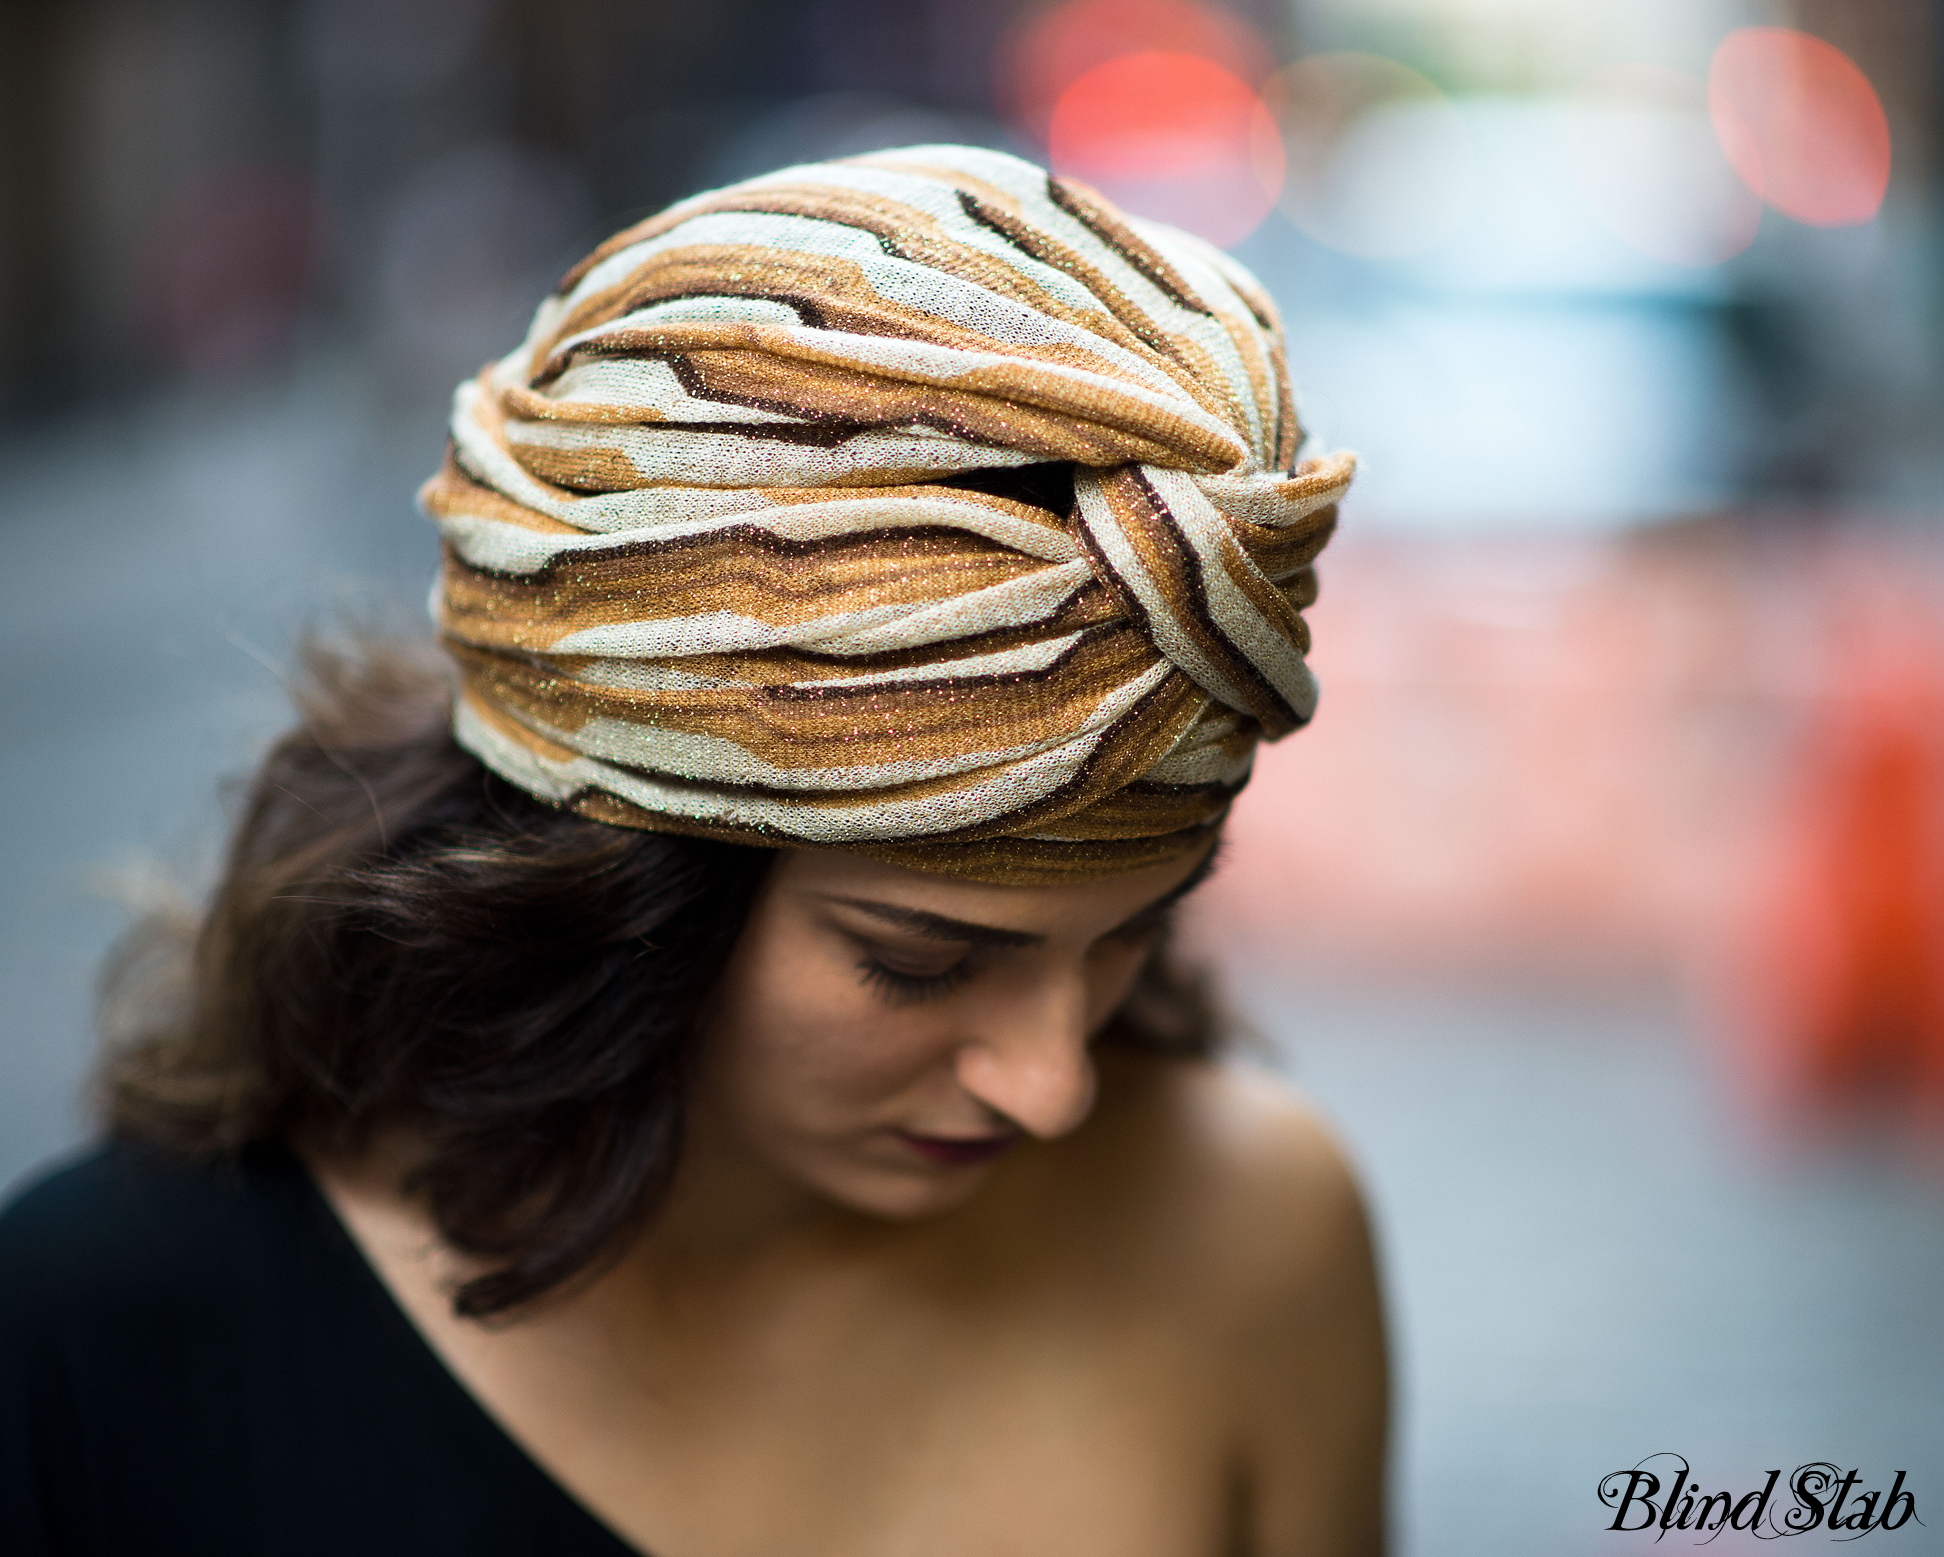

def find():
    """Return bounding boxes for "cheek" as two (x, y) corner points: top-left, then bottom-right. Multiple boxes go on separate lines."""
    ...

(708, 924), (953, 1132)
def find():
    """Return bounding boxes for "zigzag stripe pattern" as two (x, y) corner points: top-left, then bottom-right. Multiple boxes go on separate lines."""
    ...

(421, 145), (1353, 882)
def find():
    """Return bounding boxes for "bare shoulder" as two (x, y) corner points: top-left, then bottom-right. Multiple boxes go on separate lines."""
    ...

(1052, 1052), (1389, 1554)
(1068, 1050), (1376, 1315)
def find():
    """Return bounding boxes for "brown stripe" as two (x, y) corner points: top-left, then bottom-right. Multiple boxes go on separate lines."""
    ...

(853, 821), (1221, 885)
(948, 188), (1242, 432)
(1005, 779), (1242, 840)
(420, 454), (584, 536)
(1096, 468), (1301, 732)
(507, 355), (1239, 482)
(531, 243), (1250, 472)
(439, 526), (1058, 649)
(540, 245), (1133, 381)
(498, 650), (1209, 847)
(1268, 334), (1300, 469)
(548, 177), (1218, 398)
(562, 792), (1225, 885)
(1214, 529), (1312, 664)
(449, 624), (1164, 772)
(1226, 504), (1336, 584)
(1045, 175), (1214, 319)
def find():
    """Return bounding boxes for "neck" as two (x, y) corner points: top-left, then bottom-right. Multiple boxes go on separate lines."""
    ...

(624, 1104), (859, 1290)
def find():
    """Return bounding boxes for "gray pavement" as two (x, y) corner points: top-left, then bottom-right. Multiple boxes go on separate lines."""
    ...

(1239, 983), (1944, 1554)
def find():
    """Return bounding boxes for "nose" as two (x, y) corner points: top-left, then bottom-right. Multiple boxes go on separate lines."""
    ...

(952, 973), (1097, 1140)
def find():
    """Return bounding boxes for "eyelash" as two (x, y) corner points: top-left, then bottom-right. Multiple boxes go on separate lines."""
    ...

(855, 957), (971, 1006)
(851, 909), (1169, 1007)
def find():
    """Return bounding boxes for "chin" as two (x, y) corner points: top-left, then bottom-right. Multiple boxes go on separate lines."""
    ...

(819, 1163), (991, 1221)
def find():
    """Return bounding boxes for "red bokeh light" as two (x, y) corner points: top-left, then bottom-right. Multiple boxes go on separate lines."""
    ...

(997, 0), (1273, 141)
(1047, 50), (1283, 247)
(1709, 27), (1891, 227)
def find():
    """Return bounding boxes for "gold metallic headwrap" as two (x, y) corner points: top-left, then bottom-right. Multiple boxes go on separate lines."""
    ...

(420, 144), (1352, 883)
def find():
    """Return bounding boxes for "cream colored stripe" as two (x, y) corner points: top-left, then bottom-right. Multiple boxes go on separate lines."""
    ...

(521, 353), (806, 423)
(512, 334), (1244, 476)
(1141, 710), (1258, 786)
(449, 378), (806, 531)
(552, 212), (1187, 402)
(545, 660), (1166, 790)
(536, 560), (1094, 658)
(790, 631), (1083, 688)
(759, 162), (1112, 315)
(800, 562), (1095, 654)
(1073, 473), (1256, 715)
(1197, 454), (1355, 526)
(569, 631), (1085, 695)
(434, 493), (1082, 577)
(858, 147), (1229, 332)
(536, 316), (1238, 463)
(456, 673), (1172, 843)
(1140, 468), (1316, 717)
(1125, 217), (1270, 454)
(562, 208), (1163, 375)
(504, 416), (1034, 489)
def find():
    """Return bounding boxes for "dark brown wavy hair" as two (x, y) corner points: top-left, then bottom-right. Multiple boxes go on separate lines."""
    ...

(97, 635), (1222, 1317)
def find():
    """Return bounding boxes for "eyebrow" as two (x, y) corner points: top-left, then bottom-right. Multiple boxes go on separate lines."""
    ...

(824, 898), (1044, 949)
(821, 844), (1221, 951)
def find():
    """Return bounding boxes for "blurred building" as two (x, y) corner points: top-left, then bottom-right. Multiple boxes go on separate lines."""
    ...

(0, 0), (1298, 418)
(2, 0), (1935, 500)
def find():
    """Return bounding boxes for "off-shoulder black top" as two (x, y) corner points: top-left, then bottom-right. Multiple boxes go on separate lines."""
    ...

(0, 1141), (638, 1556)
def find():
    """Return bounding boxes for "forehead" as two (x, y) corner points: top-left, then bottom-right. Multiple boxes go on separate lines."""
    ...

(768, 846), (1213, 938)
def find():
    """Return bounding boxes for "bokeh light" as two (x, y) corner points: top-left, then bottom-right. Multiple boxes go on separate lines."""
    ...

(1568, 63), (1762, 267)
(996, 0), (1272, 142)
(1047, 51), (1283, 248)
(1709, 27), (1892, 227)
(1267, 53), (1475, 261)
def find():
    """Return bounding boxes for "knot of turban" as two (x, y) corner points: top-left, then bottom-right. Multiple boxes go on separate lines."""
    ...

(421, 144), (1352, 883)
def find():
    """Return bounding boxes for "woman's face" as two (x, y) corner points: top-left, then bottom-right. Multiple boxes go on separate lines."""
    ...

(688, 846), (1212, 1222)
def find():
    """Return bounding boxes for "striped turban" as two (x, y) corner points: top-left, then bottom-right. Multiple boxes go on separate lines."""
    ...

(420, 144), (1352, 883)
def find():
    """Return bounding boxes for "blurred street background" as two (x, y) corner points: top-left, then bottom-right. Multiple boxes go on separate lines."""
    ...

(3, 0), (1942, 1550)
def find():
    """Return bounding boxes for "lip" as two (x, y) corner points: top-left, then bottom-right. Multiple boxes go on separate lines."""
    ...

(893, 1129), (1021, 1167)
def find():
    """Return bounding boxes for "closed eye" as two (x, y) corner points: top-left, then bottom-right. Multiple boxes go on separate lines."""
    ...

(856, 956), (973, 1005)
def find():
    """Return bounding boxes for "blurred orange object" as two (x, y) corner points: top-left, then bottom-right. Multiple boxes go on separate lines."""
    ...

(1186, 533), (1769, 983)
(1727, 586), (1944, 1124)
(1181, 528), (1944, 1137)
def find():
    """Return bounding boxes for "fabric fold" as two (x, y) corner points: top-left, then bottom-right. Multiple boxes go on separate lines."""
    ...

(422, 144), (1352, 882)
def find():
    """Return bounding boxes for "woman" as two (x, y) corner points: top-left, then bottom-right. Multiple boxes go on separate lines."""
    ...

(0, 145), (1385, 1556)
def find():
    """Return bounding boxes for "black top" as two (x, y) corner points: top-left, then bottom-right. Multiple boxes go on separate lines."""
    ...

(0, 1141), (639, 1557)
